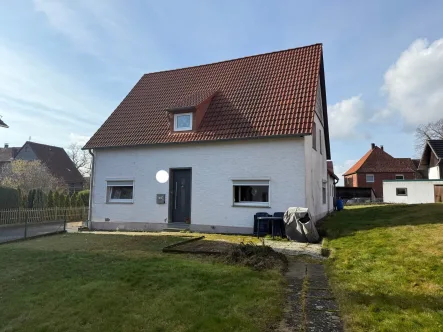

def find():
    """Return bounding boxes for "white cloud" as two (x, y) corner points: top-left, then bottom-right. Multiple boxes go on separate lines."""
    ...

(383, 38), (443, 126)
(69, 133), (90, 146)
(328, 95), (365, 139)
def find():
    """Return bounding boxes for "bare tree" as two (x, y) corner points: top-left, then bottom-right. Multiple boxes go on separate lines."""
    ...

(66, 142), (91, 177)
(0, 160), (66, 193)
(415, 119), (443, 155)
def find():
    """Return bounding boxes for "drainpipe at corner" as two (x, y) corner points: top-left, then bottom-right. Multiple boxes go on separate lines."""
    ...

(88, 149), (95, 229)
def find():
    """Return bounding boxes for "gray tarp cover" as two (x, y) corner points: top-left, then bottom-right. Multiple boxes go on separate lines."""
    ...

(283, 207), (320, 243)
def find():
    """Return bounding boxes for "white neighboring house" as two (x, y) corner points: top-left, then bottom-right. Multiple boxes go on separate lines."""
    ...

(84, 44), (337, 234)
(383, 140), (443, 204)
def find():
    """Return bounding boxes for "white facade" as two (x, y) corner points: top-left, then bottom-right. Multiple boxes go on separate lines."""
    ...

(383, 180), (443, 204)
(90, 135), (331, 233)
(429, 166), (441, 179)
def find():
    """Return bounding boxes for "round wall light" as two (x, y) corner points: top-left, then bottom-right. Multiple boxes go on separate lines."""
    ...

(156, 170), (169, 183)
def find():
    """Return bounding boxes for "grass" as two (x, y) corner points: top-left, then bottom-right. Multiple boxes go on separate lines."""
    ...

(0, 233), (285, 332)
(322, 204), (443, 332)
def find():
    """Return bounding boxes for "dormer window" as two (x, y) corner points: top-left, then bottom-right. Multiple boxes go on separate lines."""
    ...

(174, 113), (193, 131)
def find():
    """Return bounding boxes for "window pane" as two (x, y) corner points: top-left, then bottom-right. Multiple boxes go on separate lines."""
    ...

(110, 186), (133, 199)
(234, 185), (269, 203)
(366, 174), (374, 182)
(396, 188), (407, 196)
(177, 114), (191, 128)
(395, 175), (404, 180)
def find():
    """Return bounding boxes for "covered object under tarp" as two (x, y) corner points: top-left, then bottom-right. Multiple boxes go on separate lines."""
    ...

(283, 207), (320, 243)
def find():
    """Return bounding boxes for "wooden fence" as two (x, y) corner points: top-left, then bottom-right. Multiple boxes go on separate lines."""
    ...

(0, 207), (88, 226)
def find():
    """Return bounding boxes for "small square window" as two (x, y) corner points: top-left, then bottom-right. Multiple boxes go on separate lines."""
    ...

(174, 113), (193, 131)
(366, 174), (374, 183)
(107, 180), (134, 203)
(395, 174), (404, 180)
(233, 180), (270, 207)
(396, 188), (407, 196)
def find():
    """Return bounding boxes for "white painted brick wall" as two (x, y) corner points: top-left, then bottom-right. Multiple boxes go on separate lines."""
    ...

(91, 137), (307, 229)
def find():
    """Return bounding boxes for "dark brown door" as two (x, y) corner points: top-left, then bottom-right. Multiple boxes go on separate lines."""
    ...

(170, 169), (192, 223)
(435, 185), (443, 203)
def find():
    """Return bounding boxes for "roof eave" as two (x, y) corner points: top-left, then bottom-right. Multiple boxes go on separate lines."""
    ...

(82, 133), (309, 151)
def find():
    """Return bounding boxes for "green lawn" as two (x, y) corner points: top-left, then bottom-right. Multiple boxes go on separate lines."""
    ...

(0, 233), (284, 332)
(323, 204), (443, 332)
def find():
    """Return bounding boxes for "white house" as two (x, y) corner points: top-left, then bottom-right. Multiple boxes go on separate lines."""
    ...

(84, 44), (337, 234)
(383, 140), (443, 204)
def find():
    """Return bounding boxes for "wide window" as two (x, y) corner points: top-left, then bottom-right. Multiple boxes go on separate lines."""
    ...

(395, 174), (404, 180)
(396, 188), (407, 196)
(233, 180), (269, 207)
(107, 180), (134, 203)
(174, 113), (193, 131)
(366, 174), (375, 183)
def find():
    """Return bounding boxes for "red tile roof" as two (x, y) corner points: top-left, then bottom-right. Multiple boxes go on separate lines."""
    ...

(84, 44), (326, 151)
(344, 146), (417, 176)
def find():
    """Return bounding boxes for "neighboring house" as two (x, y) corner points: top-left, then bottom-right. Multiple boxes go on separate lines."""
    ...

(343, 143), (419, 198)
(418, 140), (443, 179)
(384, 140), (443, 204)
(0, 143), (20, 170)
(84, 44), (334, 234)
(15, 141), (84, 192)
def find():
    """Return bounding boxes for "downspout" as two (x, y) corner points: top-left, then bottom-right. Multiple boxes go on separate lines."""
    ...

(88, 149), (95, 229)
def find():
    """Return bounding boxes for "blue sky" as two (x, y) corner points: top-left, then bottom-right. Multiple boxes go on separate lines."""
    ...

(1, 0), (443, 184)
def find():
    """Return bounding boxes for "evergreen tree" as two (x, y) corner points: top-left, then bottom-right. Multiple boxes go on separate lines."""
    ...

(47, 191), (54, 208)
(65, 194), (71, 208)
(54, 191), (60, 207)
(71, 192), (78, 207)
(27, 189), (35, 208)
(33, 189), (45, 208)
(76, 195), (84, 207)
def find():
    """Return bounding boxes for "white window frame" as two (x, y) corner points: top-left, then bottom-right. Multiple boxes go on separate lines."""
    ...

(106, 180), (134, 204)
(395, 174), (404, 180)
(366, 174), (375, 183)
(396, 188), (408, 196)
(232, 180), (270, 207)
(174, 112), (193, 131)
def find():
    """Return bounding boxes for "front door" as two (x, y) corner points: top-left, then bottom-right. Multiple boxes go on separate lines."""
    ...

(435, 185), (443, 203)
(170, 169), (192, 223)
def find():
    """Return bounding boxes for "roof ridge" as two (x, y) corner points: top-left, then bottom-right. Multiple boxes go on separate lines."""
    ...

(143, 43), (323, 77)
(26, 141), (64, 150)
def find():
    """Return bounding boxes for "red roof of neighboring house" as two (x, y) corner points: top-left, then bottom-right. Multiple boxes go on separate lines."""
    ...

(84, 44), (329, 158)
(344, 145), (417, 176)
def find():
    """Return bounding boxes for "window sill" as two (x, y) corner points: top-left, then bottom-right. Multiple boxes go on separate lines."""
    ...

(232, 204), (271, 208)
(106, 201), (134, 204)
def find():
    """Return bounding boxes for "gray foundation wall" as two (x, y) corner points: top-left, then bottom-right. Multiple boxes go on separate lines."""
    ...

(91, 221), (253, 235)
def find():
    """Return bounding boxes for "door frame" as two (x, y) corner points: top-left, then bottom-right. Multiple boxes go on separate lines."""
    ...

(168, 167), (192, 223)
(435, 185), (443, 203)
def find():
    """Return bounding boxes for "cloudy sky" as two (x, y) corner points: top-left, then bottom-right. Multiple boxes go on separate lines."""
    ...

(1, 0), (443, 184)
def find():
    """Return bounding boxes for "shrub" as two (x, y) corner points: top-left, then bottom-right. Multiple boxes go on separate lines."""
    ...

(0, 187), (20, 209)
(47, 191), (54, 208)
(78, 190), (89, 206)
